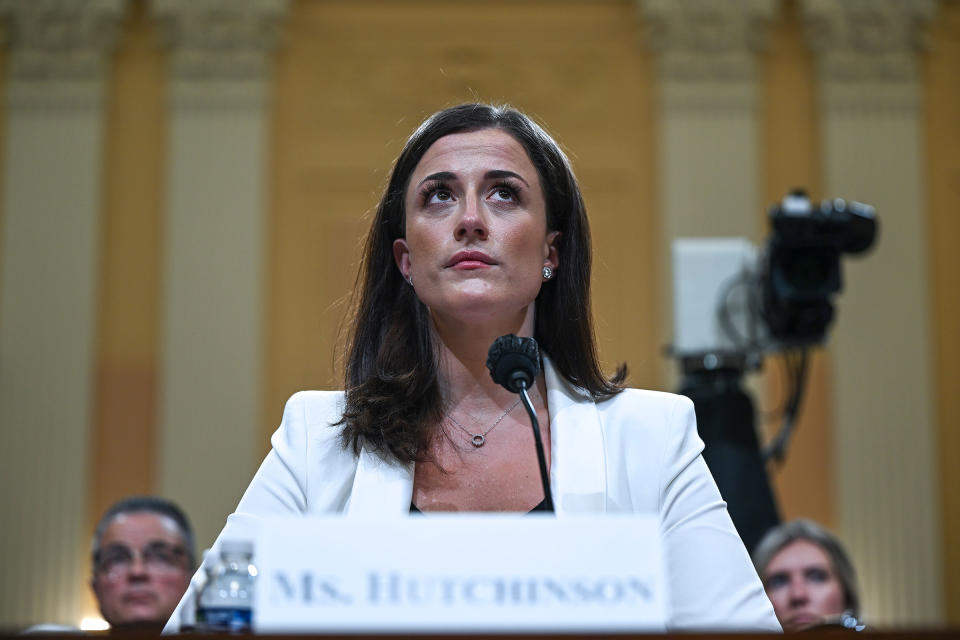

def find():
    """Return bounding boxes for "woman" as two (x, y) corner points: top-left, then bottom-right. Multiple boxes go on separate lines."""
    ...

(753, 519), (863, 632)
(164, 104), (779, 632)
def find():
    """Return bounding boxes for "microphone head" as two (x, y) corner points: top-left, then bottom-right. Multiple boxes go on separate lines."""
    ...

(486, 334), (541, 393)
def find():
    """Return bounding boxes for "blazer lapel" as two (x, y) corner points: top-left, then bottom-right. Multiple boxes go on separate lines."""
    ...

(545, 356), (607, 514)
(346, 446), (414, 516)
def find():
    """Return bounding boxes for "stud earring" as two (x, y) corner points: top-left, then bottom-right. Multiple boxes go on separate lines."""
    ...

(405, 273), (413, 286)
(542, 266), (554, 280)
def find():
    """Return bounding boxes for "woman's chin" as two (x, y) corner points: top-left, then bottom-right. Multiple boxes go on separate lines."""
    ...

(429, 295), (534, 331)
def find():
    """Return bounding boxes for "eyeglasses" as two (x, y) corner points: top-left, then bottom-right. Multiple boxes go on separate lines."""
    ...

(94, 541), (190, 580)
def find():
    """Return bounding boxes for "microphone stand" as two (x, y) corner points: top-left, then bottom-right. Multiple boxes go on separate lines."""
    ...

(518, 381), (554, 512)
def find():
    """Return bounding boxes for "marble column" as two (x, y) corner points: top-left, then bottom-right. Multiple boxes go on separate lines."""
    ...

(801, 0), (941, 625)
(0, 0), (126, 627)
(638, 0), (778, 400)
(150, 0), (287, 551)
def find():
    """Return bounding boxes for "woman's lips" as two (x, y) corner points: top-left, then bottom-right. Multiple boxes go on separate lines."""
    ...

(446, 251), (496, 269)
(788, 614), (819, 629)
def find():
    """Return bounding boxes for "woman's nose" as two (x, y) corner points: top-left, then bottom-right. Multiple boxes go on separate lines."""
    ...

(787, 579), (809, 605)
(455, 198), (489, 241)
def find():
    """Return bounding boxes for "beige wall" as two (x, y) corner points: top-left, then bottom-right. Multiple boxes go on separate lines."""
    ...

(926, 1), (960, 623)
(0, 0), (956, 628)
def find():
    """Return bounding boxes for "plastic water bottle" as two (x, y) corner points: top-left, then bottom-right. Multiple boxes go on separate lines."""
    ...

(195, 540), (257, 633)
(179, 549), (212, 633)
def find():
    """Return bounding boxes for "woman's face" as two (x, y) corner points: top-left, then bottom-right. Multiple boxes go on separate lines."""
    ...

(394, 128), (559, 329)
(763, 539), (847, 631)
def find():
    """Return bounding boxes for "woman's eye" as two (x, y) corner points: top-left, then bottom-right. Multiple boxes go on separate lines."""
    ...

(806, 568), (830, 583)
(427, 190), (453, 205)
(765, 573), (789, 590)
(490, 186), (517, 202)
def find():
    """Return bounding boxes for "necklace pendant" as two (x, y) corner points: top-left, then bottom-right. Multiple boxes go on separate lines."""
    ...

(471, 434), (485, 447)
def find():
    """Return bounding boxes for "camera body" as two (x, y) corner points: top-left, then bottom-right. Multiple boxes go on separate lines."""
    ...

(763, 191), (877, 347)
(671, 190), (877, 370)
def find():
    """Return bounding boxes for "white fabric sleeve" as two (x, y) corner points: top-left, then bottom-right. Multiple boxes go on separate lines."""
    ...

(162, 392), (311, 633)
(659, 395), (782, 632)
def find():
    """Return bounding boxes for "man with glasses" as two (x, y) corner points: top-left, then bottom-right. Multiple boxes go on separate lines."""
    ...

(90, 496), (195, 630)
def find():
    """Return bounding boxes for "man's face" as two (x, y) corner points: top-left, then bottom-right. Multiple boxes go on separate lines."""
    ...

(91, 512), (192, 628)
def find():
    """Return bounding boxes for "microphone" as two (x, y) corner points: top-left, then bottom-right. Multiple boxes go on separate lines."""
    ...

(486, 334), (540, 393)
(486, 334), (554, 512)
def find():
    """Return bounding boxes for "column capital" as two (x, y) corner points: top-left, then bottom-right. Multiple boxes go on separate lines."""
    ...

(800, 0), (935, 83)
(151, 0), (288, 81)
(639, 0), (779, 82)
(0, 0), (127, 81)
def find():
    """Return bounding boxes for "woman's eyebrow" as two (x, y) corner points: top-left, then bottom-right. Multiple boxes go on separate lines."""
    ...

(486, 169), (529, 187)
(416, 169), (531, 189)
(417, 171), (456, 188)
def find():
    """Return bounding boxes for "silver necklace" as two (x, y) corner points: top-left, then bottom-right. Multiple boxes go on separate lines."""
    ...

(446, 398), (523, 447)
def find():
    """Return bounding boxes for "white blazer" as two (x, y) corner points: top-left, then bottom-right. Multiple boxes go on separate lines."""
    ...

(164, 357), (781, 633)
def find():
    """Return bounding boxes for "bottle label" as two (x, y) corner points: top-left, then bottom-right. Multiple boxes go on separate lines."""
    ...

(196, 606), (253, 632)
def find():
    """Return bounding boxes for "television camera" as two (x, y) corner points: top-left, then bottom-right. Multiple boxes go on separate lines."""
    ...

(670, 189), (877, 550)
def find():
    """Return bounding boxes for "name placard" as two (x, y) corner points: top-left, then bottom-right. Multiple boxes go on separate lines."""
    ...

(253, 514), (665, 633)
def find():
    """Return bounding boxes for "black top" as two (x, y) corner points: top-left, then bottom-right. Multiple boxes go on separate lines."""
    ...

(410, 499), (553, 514)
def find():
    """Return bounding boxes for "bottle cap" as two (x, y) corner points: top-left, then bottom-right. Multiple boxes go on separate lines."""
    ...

(219, 539), (254, 557)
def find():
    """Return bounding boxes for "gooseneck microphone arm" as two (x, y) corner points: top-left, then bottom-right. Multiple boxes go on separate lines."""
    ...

(518, 381), (554, 512)
(486, 334), (555, 513)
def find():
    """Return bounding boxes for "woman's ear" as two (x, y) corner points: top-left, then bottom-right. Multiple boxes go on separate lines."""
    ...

(393, 238), (411, 281)
(544, 230), (561, 270)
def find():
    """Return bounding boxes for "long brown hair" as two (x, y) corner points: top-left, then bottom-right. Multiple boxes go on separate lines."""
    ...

(339, 104), (625, 464)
